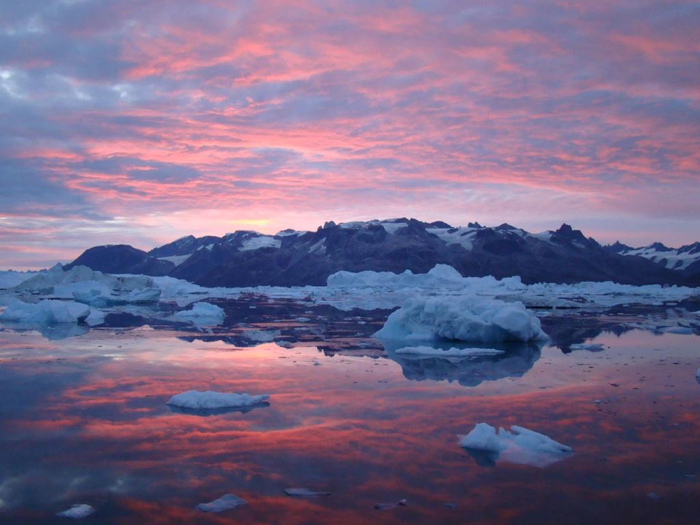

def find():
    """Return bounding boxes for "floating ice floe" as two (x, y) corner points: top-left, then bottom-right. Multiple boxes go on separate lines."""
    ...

(394, 346), (504, 357)
(321, 265), (700, 310)
(245, 329), (281, 343)
(375, 296), (547, 343)
(374, 499), (407, 510)
(0, 298), (91, 324)
(460, 423), (572, 468)
(196, 494), (247, 512)
(284, 488), (331, 497)
(170, 302), (226, 325)
(56, 504), (95, 518)
(658, 326), (693, 335)
(167, 390), (270, 410)
(569, 343), (606, 351)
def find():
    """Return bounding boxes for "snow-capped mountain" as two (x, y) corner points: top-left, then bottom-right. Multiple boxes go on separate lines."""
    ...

(66, 219), (694, 287)
(608, 241), (700, 270)
(606, 241), (700, 285)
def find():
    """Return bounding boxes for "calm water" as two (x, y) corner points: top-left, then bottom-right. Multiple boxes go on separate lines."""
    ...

(0, 299), (699, 524)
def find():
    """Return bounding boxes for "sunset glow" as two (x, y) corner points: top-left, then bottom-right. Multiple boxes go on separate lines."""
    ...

(1, 1), (699, 268)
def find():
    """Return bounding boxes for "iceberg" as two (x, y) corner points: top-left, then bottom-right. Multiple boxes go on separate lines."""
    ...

(13, 264), (95, 293)
(10, 265), (161, 305)
(375, 296), (547, 343)
(167, 390), (269, 410)
(149, 275), (215, 300)
(0, 298), (91, 324)
(460, 423), (572, 468)
(319, 265), (700, 311)
(170, 302), (226, 325)
(196, 494), (247, 512)
(0, 270), (38, 290)
(328, 264), (465, 288)
(56, 504), (95, 518)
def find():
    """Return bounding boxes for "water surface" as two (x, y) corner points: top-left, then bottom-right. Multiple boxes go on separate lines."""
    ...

(0, 300), (699, 524)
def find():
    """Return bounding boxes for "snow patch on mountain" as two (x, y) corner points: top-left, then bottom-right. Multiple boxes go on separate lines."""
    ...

(157, 254), (192, 267)
(275, 229), (309, 237)
(240, 236), (281, 251)
(338, 219), (407, 234)
(620, 243), (700, 271)
(308, 239), (326, 255)
(427, 226), (477, 250)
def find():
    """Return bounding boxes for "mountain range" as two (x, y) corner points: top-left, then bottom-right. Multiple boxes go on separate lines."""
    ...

(65, 219), (700, 287)
(605, 241), (700, 285)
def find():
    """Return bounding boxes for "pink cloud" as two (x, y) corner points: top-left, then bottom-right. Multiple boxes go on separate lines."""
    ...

(1, 1), (699, 267)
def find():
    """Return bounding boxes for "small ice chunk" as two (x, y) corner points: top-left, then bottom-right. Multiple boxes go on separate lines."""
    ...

(569, 343), (606, 352)
(460, 423), (509, 452)
(375, 499), (407, 510)
(284, 488), (331, 497)
(56, 504), (95, 518)
(659, 326), (693, 335)
(395, 346), (504, 357)
(460, 423), (572, 468)
(196, 494), (247, 512)
(85, 308), (107, 326)
(171, 302), (225, 325)
(246, 329), (279, 342)
(167, 390), (269, 410)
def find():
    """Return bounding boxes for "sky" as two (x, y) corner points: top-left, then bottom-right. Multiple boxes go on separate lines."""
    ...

(1, 0), (699, 269)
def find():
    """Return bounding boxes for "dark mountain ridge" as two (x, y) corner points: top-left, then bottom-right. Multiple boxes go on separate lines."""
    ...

(66, 219), (696, 287)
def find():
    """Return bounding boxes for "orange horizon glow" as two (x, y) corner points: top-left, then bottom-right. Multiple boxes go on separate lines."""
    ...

(1, 1), (699, 269)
